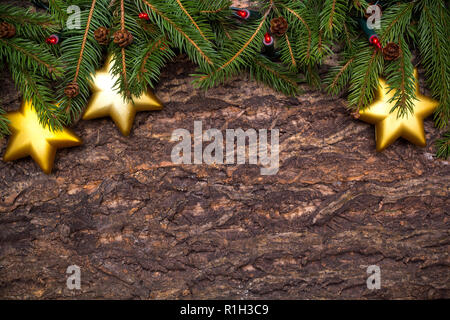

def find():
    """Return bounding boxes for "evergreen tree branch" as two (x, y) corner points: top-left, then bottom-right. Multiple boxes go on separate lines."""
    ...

(9, 63), (63, 130)
(73, 0), (97, 84)
(195, 1), (273, 88)
(56, 0), (112, 123)
(174, 0), (209, 42)
(0, 108), (10, 137)
(436, 131), (450, 159)
(347, 40), (384, 111)
(418, 0), (449, 129)
(0, 4), (59, 41)
(0, 37), (62, 79)
(137, 0), (216, 67)
(384, 37), (415, 118)
(249, 54), (299, 96)
(280, 3), (311, 63)
(319, 0), (347, 39)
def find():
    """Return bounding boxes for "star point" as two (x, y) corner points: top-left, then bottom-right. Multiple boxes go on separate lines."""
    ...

(359, 69), (439, 152)
(3, 100), (82, 174)
(82, 55), (163, 136)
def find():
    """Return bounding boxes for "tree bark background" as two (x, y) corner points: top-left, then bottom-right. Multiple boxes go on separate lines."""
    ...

(0, 0), (449, 300)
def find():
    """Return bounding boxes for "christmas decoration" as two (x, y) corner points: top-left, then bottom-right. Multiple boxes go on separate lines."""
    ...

(82, 56), (163, 136)
(64, 82), (80, 98)
(232, 8), (250, 20)
(45, 34), (59, 45)
(359, 70), (439, 151)
(113, 29), (133, 48)
(382, 42), (400, 61)
(270, 17), (288, 37)
(138, 12), (150, 21)
(94, 27), (110, 45)
(358, 18), (382, 49)
(0, 21), (16, 38)
(3, 100), (82, 174)
(0, 1), (448, 162)
(262, 32), (276, 58)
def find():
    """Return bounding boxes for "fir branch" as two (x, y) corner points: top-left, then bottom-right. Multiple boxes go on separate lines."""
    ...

(217, 5), (272, 73)
(48, 0), (68, 25)
(137, 0), (216, 67)
(347, 40), (384, 111)
(9, 64), (63, 131)
(56, 0), (112, 123)
(380, 2), (414, 43)
(0, 108), (10, 137)
(0, 37), (62, 79)
(195, 2), (273, 88)
(129, 35), (175, 92)
(0, 4), (59, 41)
(280, 3), (311, 63)
(282, 33), (297, 69)
(174, 0), (208, 42)
(325, 57), (355, 95)
(249, 55), (299, 96)
(319, 0), (347, 39)
(418, 0), (449, 129)
(73, 0), (98, 84)
(384, 37), (416, 118)
(436, 131), (450, 159)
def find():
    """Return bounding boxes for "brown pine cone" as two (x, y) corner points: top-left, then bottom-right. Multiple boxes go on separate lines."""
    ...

(113, 29), (133, 48)
(94, 27), (110, 45)
(270, 17), (288, 37)
(383, 42), (400, 61)
(0, 22), (16, 39)
(64, 82), (80, 98)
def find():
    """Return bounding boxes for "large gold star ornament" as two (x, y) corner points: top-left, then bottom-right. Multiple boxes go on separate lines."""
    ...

(3, 100), (82, 174)
(82, 56), (163, 136)
(359, 69), (439, 151)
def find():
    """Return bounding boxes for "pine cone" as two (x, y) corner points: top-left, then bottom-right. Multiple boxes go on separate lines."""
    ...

(94, 27), (110, 45)
(270, 17), (288, 37)
(383, 42), (400, 61)
(0, 22), (16, 39)
(113, 29), (133, 48)
(64, 82), (80, 98)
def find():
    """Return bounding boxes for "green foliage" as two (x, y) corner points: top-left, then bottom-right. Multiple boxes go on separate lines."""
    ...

(135, 0), (217, 70)
(55, 0), (112, 123)
(0, 0), (448, 158)
(319, 0), (348, 39)
(380, 3), (416, 117)
(0, 4), (62, 133)
(417, 0), (449, 129)
(249, 54), (299, 96)
(436, 131), (450, 160)
(0, 107), (10, 137)
(0, 4), (59, 41)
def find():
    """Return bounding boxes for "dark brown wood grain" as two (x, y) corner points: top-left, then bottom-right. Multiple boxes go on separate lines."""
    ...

(0, 53), (448, 299)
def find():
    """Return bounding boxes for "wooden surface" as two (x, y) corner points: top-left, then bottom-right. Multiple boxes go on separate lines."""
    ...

(0, 53), (449, 299)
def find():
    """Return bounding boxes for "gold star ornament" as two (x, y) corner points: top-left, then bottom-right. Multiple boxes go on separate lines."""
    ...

(359, 69), (439, 151)
(82, 55), (163, 136)
(3, 100), (82, 174)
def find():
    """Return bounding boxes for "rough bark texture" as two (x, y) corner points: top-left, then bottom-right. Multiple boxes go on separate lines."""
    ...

(0, 0), (449, 300)
(1, 54), (449, 299)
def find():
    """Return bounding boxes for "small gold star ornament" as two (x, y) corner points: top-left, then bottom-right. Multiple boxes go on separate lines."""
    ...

(82, 55), (163, 136)
(3, 100), (82, 174)
(359, 69), (439, 151)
